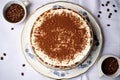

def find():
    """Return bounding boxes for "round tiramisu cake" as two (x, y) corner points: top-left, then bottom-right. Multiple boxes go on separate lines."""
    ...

(30, 8), (93, 69)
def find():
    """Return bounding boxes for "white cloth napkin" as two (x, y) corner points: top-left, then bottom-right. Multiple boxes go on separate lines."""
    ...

(0, 0), (120, 80)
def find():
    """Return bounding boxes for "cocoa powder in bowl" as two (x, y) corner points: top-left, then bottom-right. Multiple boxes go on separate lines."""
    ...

(5, 3), (25, 23)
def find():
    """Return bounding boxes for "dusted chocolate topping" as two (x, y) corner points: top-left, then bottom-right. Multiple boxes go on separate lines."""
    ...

(32, 9), (89, 62)
(31, 8), (92, 68)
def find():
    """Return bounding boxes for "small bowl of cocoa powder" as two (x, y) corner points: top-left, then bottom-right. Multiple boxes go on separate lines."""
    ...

(98, 55), (120, 78)
(3, 0), (28, 24)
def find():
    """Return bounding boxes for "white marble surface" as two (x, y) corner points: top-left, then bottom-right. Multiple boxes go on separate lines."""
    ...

(0, 0), (120, 80)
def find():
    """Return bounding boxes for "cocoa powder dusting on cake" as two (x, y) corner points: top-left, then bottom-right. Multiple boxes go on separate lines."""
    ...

(33, 10), (88, 62)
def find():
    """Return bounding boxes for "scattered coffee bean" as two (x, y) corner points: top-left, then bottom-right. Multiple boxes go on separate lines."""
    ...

(21, 72), (24, 76)
(97, 14), (100, 18)
(108, 13), (112, 18)
(3, 53), (6, 56)
(108, 15), (111, 18)
(109, 13), (112, 15)
(11, 27), (14, 30)
(101, 4), (104, 7)
(106, 1), (110, 4)
(0, 57), (4, 60)
(106, 3), (108, 6)
(107, 9), (110, 12)
(99, 11), (102, 14)
(22, 64), (25, 67)
(107, 24), (110, 26)
(113, 4), (116, 7)
(114, 10), (117, 13)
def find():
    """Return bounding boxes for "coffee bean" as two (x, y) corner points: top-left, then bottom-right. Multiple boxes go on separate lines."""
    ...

(106, 4), (108, 6)
(113, 4), (116, 7)
(22, 64), (25, 67)
(11, 27), (14, 30)
(114, 10), (117, 13)
(97, 14), (100, 18)
(0, 57), (4, 60)
(107, 24), (110, 26)
(107, 9), (110, 12)
(108, 13), (112, 18)
(107, 1), (110, 4)
(99, 11), (102, 14)
(101, 4), (104, 7)
(108, 15), (111, 18)
(109, 13), (112, 15)
(3, 53), (6, 56)
(21, 72), (24, 76)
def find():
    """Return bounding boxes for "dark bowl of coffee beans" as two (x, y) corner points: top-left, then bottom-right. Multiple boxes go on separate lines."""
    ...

(98, 55), (120, 78)
(3, 1), (27, 24)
